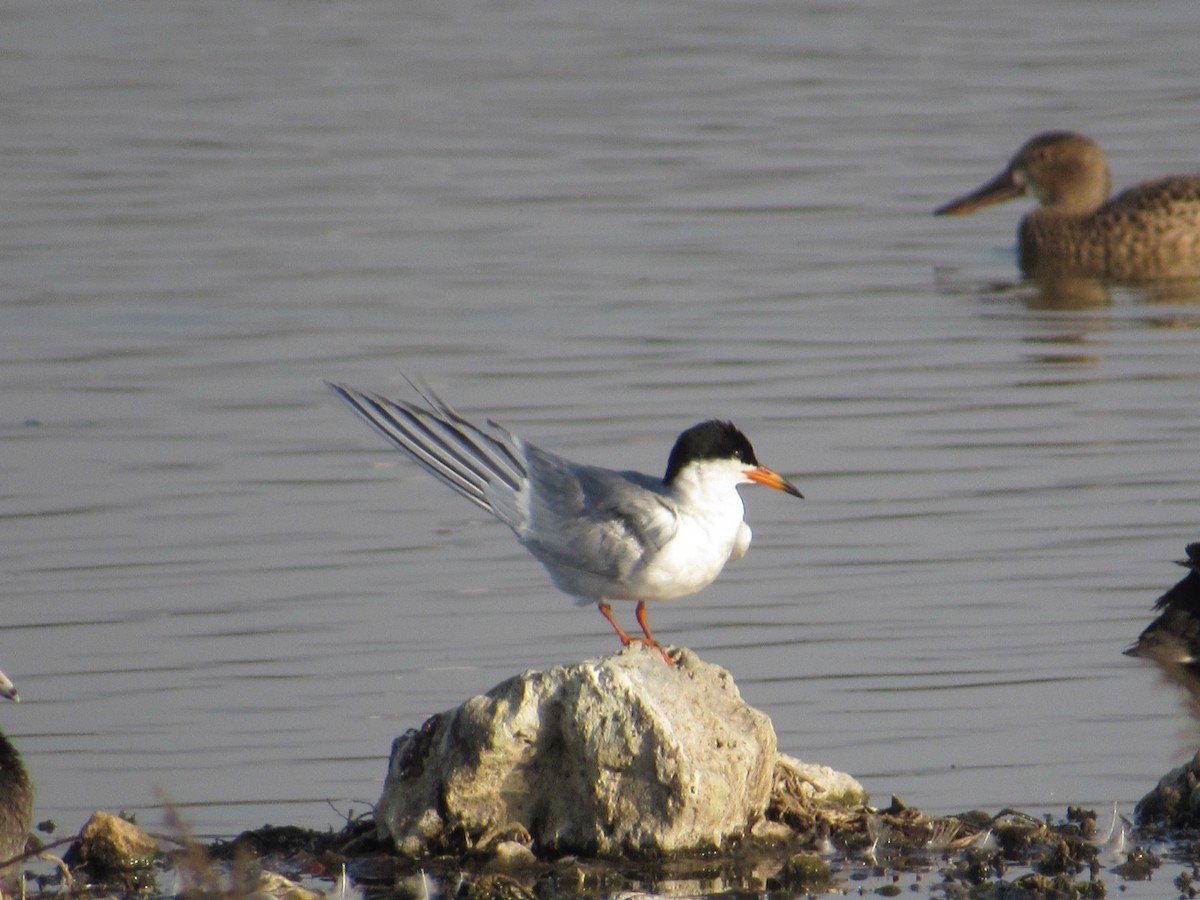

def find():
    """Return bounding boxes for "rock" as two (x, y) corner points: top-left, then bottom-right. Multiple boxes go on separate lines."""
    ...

(486, 840), (537, 868)
(251, 869), (327, 900)
(1134, 750), (1200, 827)
(376, 646), (779, 857)
(463, 873), (537, 900)
(767, 852), (835, 893)
(748, 819), (795, 843)
(765, 753), (868, 840)
(69, 811), (158, 878)
(774, 753), (867, 807)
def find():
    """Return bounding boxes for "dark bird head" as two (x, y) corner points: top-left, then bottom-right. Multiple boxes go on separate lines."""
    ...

(664, 420), (802, 497)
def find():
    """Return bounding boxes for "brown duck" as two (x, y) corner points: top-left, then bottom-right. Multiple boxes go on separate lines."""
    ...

(936, 131), (1200, 280)
(0, 671), (32, 881)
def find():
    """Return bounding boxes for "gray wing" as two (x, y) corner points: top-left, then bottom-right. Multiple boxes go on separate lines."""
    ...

(519, 447), (681, 590)
(330, 380), (681, 595)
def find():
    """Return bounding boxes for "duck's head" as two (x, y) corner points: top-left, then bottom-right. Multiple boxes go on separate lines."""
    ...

(936, 131), (1113, 218)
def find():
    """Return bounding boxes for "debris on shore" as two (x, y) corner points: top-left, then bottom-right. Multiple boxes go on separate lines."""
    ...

(9, 646), (1200, 897)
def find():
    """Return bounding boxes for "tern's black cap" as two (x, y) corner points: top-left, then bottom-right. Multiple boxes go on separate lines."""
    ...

(664, 420), (757, 484)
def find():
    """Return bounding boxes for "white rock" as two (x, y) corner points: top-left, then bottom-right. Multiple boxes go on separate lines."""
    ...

(376, 646), (778, 856)
(774, 753), (867, 806)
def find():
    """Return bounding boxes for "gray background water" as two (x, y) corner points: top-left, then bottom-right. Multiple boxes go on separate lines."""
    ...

(3, 0), (1200, 841)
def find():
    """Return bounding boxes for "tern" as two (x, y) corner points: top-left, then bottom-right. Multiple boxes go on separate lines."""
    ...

(328, 380), (803, 663)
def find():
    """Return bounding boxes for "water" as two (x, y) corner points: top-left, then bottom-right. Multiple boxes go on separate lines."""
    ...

(3, 0), (1200, 846)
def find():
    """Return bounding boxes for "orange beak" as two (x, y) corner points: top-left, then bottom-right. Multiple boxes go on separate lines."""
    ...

(746, 465), (803, 498)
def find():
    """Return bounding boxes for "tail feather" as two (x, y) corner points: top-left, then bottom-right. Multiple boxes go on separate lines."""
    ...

(402, 377), (528, 488)
(327, 381), (527, 527)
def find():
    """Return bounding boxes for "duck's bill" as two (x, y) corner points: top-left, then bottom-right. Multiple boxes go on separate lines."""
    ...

(747, 466), (804, 498)
(934, 168), (1024, 216)
(0, 672), (18, 703)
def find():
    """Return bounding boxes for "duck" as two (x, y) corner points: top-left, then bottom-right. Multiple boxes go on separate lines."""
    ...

(1125, 543), (1200, 664)
(0, 670), (32, 880)
(935, 131), (1200, 280)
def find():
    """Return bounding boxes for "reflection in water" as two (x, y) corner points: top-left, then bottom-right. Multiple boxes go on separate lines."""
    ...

(1026, 272), (1200, 310)
(1132, 278), (1200, 306)
(934, 266), (1200, 311)
(1022, 273), (1113, 310)
(935, 131), (1200, 283)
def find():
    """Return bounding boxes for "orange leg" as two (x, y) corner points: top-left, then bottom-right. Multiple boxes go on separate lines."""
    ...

(598, 601), (673, 666)
(635, 601), (658, 643)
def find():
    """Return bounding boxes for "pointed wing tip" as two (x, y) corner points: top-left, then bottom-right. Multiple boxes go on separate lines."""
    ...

(326, 381), (376, 410)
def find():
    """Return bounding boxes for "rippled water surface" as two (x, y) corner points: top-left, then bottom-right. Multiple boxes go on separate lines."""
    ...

(4, 0), (1200, 845)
